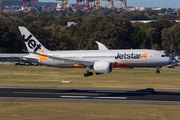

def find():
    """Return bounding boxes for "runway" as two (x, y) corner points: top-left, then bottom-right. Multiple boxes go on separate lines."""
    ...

(1, 87), (180, 105)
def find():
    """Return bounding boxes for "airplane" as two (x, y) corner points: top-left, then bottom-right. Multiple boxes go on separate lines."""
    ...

(167, 55), (180, 68)
(17, 26), (171, 77)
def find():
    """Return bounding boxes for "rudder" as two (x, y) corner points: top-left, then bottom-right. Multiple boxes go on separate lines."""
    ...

(18, 26), (50, 53)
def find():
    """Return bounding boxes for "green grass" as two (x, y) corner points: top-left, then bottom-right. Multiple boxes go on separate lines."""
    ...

(1, 65), (180, 120)
(0, 65), (180, 90)
(0, 102), (180, 120)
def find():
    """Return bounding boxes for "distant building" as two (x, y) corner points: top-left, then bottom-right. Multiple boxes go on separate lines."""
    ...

(126, 7), (133, 11)
(177, 6), (180, 11)
(158, 12), (170, 16)
(166, 8), (173, 10)
(139, 7), (147, 11)
(67, 22), (76, 27)
(126, 7), (138, 11)
(151, 7), (162, 11)
(131, 20), (156, 23)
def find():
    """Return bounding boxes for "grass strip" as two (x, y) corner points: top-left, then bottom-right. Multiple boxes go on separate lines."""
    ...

(0, 102), (180, 120)
(0, 66), (180, 90)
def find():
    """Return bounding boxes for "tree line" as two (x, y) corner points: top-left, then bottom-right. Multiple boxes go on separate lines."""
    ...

(0, 10), (180, 54)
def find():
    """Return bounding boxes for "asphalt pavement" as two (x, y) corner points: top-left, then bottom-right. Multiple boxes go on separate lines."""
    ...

(0, 87), (180, 105)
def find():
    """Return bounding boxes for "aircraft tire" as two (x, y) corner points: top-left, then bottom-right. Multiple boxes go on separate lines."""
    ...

(84, 73), (88, 77)
(88, 72), (93, 76)
(84, 72), (93, 77)
(156, 70), (160, 74)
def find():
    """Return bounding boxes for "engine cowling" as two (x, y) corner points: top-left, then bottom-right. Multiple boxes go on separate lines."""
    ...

(93, 62), (113, 73)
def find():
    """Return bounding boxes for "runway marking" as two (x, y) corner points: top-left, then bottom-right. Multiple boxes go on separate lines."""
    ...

(60, 96), (127, 99)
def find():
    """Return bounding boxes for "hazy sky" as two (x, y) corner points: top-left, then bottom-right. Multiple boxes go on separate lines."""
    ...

(39, 0), (180, 8)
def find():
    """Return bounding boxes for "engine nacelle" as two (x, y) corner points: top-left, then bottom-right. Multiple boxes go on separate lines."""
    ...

(93, 62), (113, 73)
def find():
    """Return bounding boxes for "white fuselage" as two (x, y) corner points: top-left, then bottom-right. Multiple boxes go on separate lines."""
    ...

(23, 49), (171, 68)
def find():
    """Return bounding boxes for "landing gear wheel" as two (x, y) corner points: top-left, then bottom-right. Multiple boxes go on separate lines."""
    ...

(84, 73), (88, 77)
(156, 66), (161, 74)
(156, 70), (160, 74)
(84, 72), (93, 77)
(88, 72), (93, 76)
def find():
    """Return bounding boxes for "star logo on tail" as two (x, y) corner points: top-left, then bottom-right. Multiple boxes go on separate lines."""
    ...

(36, 50), (48, 63)
(141, 52), (149, 59)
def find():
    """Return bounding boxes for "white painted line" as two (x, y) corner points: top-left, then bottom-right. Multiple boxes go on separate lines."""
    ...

(94, 97), (127, 99)
(62, 81), (70, 83)
(60, 96), (127, 99)
(61, 96), (89, 98)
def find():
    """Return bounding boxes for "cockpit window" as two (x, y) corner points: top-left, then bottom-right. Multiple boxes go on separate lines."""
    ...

(164, 51), (169, 56)
(161, 51), (169, 57)
(161, 55), (169, 57)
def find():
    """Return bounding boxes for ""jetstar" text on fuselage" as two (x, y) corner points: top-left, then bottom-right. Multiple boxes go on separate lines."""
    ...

(115, 53), (141, 59)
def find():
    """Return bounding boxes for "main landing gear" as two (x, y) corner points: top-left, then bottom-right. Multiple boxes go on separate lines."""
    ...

(156, 66), (161, 74)
(84, 71), (93, 77)
(84, 67), (93, 77)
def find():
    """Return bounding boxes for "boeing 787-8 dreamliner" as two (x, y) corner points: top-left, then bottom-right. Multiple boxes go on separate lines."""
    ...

(18, 27), (171, 77)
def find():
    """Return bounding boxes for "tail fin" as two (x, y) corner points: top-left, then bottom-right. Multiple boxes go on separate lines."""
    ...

(18, 26), (50, 53)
